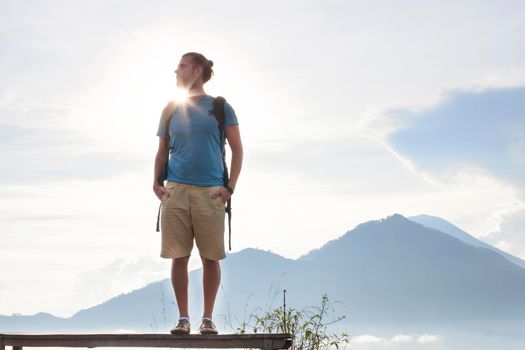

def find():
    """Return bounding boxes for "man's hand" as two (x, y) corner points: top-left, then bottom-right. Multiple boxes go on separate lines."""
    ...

(212, 187), (232, 202)
(153, 183), (170, 201)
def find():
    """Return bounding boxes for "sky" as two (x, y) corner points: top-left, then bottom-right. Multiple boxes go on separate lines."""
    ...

(1, 0), (524, 317)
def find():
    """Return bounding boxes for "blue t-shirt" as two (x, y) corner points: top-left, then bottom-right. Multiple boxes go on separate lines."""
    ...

(157, 95), (238, 186)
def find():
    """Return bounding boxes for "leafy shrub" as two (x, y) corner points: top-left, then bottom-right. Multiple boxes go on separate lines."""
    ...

(236, 294), (350, 350)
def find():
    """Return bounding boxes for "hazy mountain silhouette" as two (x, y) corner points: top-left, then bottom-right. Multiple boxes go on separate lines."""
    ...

(2, 214), (525, 332)
(296, 214), (525, 324)
(408, 214), (525, 269)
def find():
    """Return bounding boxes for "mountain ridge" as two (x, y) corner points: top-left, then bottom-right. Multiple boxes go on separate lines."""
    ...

(2, 213), (525, 332)
(408, 214), (525, 269)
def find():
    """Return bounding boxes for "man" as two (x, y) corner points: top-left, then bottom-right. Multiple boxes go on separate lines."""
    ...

(153, 52), (243, 335)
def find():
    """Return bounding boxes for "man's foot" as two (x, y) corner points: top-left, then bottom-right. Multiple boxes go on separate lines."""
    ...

(170, 318), (191, 335)
(199, 319), (218, 334)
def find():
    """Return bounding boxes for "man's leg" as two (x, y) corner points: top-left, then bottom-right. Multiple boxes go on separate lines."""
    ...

(171, 256), (190, 318)
(191, 185), (225, 333)
(201, 257), (221, 318)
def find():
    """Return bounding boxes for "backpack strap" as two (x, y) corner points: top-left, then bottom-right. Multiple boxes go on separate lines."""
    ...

(213, 96), (232, 251)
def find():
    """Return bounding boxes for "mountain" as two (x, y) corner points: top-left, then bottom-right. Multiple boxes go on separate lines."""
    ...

(408, 214), (525, 269)
(0, 313), (65, 331)
(296, 214), (525, 323)
(2, 214), (525, 332)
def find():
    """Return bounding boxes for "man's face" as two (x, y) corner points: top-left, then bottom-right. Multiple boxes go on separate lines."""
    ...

(175, 56), (202, 89)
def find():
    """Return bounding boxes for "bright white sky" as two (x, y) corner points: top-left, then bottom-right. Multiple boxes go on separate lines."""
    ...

(1, 0), (524, 317)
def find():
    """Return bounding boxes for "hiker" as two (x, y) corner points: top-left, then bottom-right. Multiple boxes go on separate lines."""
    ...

(153, 52), (243, 335)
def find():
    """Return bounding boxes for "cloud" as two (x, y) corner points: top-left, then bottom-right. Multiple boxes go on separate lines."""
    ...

(352, 333), (440, 346)
(249, 135), (433, 194)
(353, 335), (384, 344)
(65, 256), (206, 316)
(416, 334), (440, 344)
(482, 208), (525, 260)
(0, 123), (147, 185)
(385, 85), (525, 253)
(67, 257), (170, 314)
(391, 334), (413, 343)
(388, 86), (525, 190)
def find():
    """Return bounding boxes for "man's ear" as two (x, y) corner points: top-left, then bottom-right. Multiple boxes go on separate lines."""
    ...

(193, 65), (204, 80)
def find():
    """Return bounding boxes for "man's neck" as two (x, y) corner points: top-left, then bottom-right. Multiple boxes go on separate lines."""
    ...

(187, 84), (206, 98)
(188, 93), (206, 99)
(182, 89), (205, 106)
(187, 92), (206, 104)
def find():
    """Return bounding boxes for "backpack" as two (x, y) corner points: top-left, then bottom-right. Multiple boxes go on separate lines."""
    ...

(155, 96), (233, 251)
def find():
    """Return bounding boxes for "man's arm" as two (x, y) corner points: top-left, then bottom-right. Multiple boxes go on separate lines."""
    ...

(152, 102), (176, 200)
(153, 137), (170, 200)
(212, 124), (243, 202)
(225, 124), (243, 192)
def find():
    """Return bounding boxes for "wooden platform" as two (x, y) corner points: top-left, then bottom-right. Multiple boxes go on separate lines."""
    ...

(0, 333), (293, 350)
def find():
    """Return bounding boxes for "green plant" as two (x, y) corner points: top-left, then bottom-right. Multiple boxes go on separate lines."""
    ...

(237, 294), (350, 350)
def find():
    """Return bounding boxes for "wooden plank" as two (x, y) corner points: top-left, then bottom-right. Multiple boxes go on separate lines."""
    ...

(0, 334), (293, 350)
(263, 338), (273, 350)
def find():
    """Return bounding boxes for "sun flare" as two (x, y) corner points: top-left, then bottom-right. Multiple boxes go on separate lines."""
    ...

(173, 88), (189, 103)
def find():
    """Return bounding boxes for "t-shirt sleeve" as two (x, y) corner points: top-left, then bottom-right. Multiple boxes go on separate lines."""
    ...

(224, 101), (239, 127)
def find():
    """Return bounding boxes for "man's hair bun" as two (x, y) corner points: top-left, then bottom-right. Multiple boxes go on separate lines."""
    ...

(208, 60), (214, 68)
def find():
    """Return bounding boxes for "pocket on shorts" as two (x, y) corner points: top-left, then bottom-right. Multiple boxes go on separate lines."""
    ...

(161, 182), (176, 204)
(204, 186), (226, 210)
(214, 196), (226, 208)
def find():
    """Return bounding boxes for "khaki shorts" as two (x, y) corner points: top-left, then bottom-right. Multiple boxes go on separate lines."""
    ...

(160, 181), (226, 260)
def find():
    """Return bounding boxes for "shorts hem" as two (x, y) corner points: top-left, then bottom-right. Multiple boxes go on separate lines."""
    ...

(160, 252), (192, 259)
(199, 252), (227, 261)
